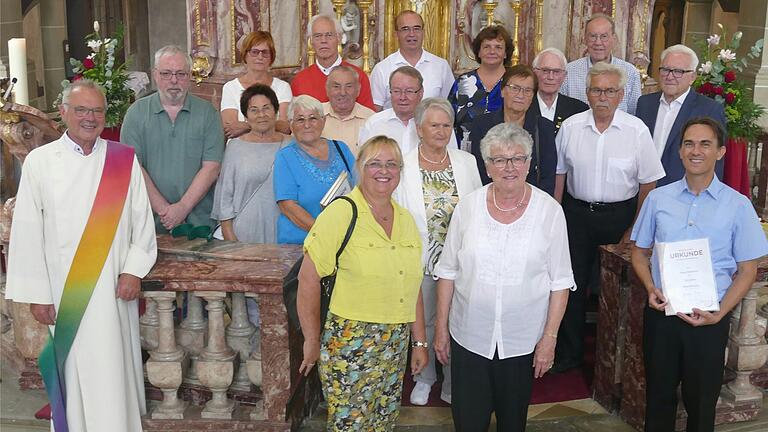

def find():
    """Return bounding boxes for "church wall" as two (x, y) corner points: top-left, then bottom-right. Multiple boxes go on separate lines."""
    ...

(147, 0), (187, 68)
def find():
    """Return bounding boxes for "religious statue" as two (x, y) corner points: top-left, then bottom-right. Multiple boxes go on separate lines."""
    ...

(341, 2), (361, 51)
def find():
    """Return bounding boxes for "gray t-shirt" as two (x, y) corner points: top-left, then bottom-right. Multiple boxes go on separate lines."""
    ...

(210, 137), (285, 243)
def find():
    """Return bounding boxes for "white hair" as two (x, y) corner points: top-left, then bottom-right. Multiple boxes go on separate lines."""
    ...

(660, 44), (699, 71)
(480, 123), (533, 160)
(61, 79), (107, 106)
(532, 48), (567, 69)
(414, 97), (455, 127)
(287, 95), (324, 121)
(307, 14), (343, 40)
(587, 62), (627, 88)
(154, 45), (192, 70)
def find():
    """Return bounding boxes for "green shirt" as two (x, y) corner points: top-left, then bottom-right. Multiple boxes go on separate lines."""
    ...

(121, 93), (224, 232)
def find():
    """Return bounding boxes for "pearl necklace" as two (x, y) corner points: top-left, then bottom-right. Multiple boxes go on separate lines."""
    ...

(492, 184), (527, 212)
(418, 145), (448, 165)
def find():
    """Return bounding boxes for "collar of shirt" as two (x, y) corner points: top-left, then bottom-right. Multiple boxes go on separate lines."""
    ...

(151, 92), (192, 115)
(63, 130), (103, 156)
(324, 101), (368, 121)
(393, 49), (429, 67)
(585, 109), (624, 134)
(678, 174), (725, 201)
(316, 56), (343, 76)
(659, 86), (690, 108)
(537, 92), (559, 109)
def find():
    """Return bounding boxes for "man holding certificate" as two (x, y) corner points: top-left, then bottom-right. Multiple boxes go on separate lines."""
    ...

(630, 117), (768, 432)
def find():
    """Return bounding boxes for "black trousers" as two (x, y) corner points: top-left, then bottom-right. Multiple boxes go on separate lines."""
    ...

(450, 338), (534, 432)
(643, 307), (731, 432)
(555, 192), (636, 367)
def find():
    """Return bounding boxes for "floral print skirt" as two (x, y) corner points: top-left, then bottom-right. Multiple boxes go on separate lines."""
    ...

(319, 313), (410, 431)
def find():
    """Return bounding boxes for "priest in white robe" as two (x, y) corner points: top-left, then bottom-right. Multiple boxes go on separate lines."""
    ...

(5, 79), (157, 432)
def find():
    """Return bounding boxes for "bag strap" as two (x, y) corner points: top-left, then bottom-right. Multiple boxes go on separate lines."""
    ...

(332, 140), (352, 174)
(331, 195), (357, 271)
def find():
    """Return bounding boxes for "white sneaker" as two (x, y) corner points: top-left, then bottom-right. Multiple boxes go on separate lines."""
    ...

(409, 382), (431, 405)
(440, 391), (451, 404)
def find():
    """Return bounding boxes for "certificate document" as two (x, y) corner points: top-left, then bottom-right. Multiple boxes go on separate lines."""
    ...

(655, 238), (720, 316)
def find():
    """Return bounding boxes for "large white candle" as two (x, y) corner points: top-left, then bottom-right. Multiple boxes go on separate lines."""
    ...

(7, 38), (28, 105)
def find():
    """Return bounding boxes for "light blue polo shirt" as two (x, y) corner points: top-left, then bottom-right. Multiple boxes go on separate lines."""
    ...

(631, 175), (767, 301)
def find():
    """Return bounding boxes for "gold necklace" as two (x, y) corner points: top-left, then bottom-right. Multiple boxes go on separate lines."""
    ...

(492, 184), (527, 212)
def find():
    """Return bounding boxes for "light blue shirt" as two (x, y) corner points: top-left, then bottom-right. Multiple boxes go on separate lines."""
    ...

(273, 139), (356, 244)
(560, 56), (642, 115)
(631, 176), (768, 301)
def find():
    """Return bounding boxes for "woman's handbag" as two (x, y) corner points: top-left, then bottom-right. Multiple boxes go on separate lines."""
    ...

(282, 196), (358, 333)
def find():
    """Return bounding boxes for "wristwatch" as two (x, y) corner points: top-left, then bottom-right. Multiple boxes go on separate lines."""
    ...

(411, 341), (429, 349)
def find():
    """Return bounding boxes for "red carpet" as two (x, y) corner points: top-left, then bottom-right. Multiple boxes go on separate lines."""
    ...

(402, 326), (595, 406)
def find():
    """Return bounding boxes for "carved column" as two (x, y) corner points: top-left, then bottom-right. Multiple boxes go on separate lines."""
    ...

(226, 292), (255, 391)
(196, 291), (236, 419)
(244, 292), (264, 420)
(176, 287), (207, 384)
(722, 283), (768, 405)
(139, 296), (159, 351)
(145, 292), (187, 419)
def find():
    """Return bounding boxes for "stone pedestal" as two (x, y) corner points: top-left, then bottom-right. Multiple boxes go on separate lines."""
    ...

(226, 292), (256, 392)
(197, 291), (236, 419)
(177, 287), (207, 384)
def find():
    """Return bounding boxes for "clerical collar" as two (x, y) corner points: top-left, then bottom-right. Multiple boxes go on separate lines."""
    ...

(316, 56), (342, 76)
(63, 130), (102, 156)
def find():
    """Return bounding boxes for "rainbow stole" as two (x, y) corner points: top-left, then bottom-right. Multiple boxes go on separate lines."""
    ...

(38, 140), (134, 432)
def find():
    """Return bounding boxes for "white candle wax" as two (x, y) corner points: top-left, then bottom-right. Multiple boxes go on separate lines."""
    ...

(7, 38), (29, 105)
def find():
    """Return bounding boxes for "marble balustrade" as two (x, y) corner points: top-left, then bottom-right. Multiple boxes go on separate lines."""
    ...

(594, 245), (768, 431)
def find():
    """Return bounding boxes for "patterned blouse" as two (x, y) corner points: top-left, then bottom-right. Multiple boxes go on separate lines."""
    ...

(421, 166), (460, 275)
(448, 69), (504, 151)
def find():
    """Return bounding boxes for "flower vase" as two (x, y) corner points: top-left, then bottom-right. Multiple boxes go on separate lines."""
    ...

(723, 137), (751, 198)
(100, 125), (121, 142)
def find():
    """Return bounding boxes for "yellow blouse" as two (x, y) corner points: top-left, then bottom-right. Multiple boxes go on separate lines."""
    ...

(304, 187), (423, 323)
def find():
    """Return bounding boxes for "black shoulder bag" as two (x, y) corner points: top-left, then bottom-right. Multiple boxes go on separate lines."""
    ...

(282, 196), (357, 332)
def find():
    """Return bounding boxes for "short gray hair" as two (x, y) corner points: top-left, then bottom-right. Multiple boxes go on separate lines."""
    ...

(532, 47), (567, 69)
(414, 97), (454, 127)
(288, 95), (324, 121)
(480, 123), (533, 160)
(587, 62), (627, 88)
(154, 45), (192, 70)
(326, 64), (360, 91)
(389, 65), (424, 89)
(307, 14), (342, 40)
(661, 44), (699, 71)
(586, 13), (616, 34)
(61, 79), (107, 107)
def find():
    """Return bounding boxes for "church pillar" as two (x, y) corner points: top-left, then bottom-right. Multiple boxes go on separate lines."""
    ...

(39, 0), (67, 108)
(737, 0), (768, 130)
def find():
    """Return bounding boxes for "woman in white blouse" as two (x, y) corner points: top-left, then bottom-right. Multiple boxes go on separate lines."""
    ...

(220, 31), (292, 138)
(394, 97), (482, 406)
(433, 123), (573, 431)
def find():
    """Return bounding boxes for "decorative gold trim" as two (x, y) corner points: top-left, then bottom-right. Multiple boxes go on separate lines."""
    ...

(358, 0), (373, 73)
(510, 0), (523, 65)
(482, 1), (498, 28)
(194, 0), (201, 45)
(307, 0), (315, 65)
(535, 0), (544, 54)
(612, 0), (616, 18)
(332, 0), (346, 57)
(230, 0), (236, 67)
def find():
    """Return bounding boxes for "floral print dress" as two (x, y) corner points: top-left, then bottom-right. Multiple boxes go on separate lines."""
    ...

(421, 166), (460, 275)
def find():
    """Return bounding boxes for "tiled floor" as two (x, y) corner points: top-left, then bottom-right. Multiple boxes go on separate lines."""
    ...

(2, 361), (767, 431)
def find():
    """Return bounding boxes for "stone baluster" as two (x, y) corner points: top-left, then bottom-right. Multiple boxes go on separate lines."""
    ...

(722, 283), (768, 404)
(244, 293), (264, 420)
(196, 291), (237, 419)
(139, 296), (159, 351)
(226, 292), (256, 391)
(145, 291), (187, 419)
(176, 285), (207, 384)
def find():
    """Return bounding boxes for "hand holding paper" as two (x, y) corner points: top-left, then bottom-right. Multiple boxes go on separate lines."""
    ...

(655, 238), (719, 317)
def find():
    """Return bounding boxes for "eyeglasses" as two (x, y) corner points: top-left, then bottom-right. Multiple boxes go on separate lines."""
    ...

(312, 32), (337, 40)
(398, 26), (423, 34)
(659, 67), (693, 78)
(291, 115), (321, 126)
(390, 88), (422, 98)
(587, 87), (621, 98)
(64, 104), (106, 118)
(505, 84), (535, 96)
(365, 161), (402, 171)
(587, 33), (612, 42)
(157, 70), (190, 80)
(487, 155), (530, 168)
(247, 48), (271, 58)
(534, 67), (565, 77)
